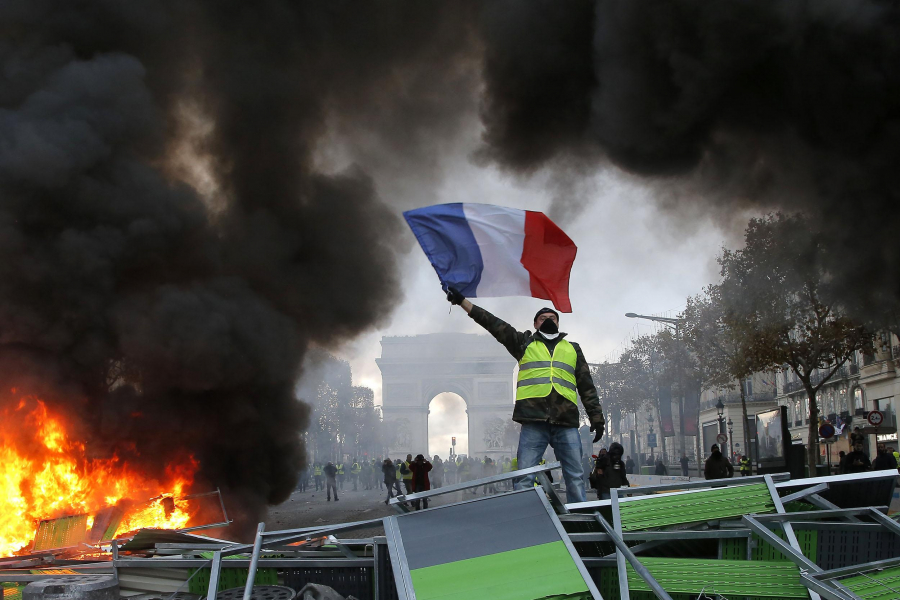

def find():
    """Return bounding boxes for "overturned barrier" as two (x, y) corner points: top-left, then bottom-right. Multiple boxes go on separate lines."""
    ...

(2, 466), (898, 600)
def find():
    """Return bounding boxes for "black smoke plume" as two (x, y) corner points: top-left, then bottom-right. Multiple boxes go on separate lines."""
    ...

(477, 0), (900, 320)
(0, 1), (474, 535)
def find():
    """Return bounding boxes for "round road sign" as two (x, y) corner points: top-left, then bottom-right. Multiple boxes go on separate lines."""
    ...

(716, 433), (728, 445)
(868, 410), (885, 427)
(819, 423), (835, 439)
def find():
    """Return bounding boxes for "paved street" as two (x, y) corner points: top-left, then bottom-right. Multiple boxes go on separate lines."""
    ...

(264, 480), (518, 536)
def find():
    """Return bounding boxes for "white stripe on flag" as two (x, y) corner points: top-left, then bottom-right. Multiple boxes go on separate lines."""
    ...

(462, 204), (531, 298)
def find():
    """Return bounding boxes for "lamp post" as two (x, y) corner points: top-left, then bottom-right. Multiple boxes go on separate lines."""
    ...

(727, 417), (734, 463)
(715, 398), (725, 435)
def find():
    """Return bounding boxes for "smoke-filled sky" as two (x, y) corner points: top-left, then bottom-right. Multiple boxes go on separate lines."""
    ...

(3, 0), (897, 530)
(334, 151), (735, 455)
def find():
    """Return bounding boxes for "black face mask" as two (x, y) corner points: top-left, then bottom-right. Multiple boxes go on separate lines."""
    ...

(539, 318), (559, 334)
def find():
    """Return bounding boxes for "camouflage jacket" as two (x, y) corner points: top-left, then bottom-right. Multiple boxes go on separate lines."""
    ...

(469, 305), (605, 429)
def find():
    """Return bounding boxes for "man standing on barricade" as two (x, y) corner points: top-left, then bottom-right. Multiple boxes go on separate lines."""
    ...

(446, 288), (604, 503)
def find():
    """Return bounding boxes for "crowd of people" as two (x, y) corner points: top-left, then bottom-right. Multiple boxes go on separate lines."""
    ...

(296, 454), (522, 508)
(297, 436), (897, 508)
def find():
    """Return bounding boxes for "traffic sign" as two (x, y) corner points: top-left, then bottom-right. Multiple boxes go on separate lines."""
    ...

(819, 423), (835, 439)
(716, 433), (728, 445)
(868, 410), (885, 427)
(647, 433), (658, 448)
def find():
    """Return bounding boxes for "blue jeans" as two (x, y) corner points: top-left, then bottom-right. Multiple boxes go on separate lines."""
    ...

(515, 422), (586, 503)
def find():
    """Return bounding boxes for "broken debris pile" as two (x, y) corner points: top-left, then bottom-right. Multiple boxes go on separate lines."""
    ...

(1, 464), (898, 600)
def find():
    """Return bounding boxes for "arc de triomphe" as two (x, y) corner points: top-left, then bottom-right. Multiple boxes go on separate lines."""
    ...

(376, 332), (516, 459)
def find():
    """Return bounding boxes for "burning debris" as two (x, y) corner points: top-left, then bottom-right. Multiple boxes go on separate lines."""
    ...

(0, 397), (199, 557)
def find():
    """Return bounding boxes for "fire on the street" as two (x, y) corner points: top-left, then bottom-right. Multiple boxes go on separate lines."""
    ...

(0, 396), (199, 557)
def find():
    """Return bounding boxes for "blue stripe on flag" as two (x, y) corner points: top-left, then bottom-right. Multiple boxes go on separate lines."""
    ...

(403, 203), (483, 297)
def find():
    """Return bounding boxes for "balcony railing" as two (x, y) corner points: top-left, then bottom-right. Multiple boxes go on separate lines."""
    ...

(783, 381), (803, 394)
(700, 391), (776, 411)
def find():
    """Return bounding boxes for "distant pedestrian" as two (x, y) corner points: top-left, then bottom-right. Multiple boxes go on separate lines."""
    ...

(590, 442), (629, 500)
(850, 427), (865, 447)
(401, 454), (414, 495)
(704, 444), (734, 480)
(431, 455), (444, 489)
(625, 456), (635, 474)
(842, 442), (872, 473)
(446, 458), (457, 485)
(336, 462), (345, 490)
(740, 455), (751, 476)
(313, 463), (323, 491)
(655, 457), (668, 476)
(323, 461), (339, 501)
(680, 454), (689, 477)
(482, 457), (497, 495)
(382, 459), (403, 505)
(361, 460), (371, 490)
(874, 444), (898, 470)
(351, 459), (361, 491)
(409, 454), (433, 510)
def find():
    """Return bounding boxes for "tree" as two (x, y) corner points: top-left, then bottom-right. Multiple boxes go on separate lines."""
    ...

(717, 214), (871, 473)
(618, 333), (675, 459)
(296, 350), (385, 462)
(682, 287), (756, 467)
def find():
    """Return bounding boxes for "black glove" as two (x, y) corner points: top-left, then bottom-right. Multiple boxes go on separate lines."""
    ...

(590, 420), (604, 444)
(446, 286), (464, 306)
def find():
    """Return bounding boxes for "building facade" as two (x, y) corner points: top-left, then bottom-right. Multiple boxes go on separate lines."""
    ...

(773, 334), (900, 466)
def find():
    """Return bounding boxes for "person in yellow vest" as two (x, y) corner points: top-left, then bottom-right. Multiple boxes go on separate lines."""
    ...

(351, 459), (361, 491)
(401, 453), (414, 496)
(313, 463), (323, 491)
(336, 462), (345, 491)
(447, 290), (605, 503)
(739, 455), (751, 476)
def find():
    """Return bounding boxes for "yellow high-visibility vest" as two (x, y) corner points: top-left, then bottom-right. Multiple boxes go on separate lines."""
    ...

(402, 461), (413, 480)
(337, 464), (344, 475)
(351, 462), (360, 474)
(314, 466), (322, 476)
(516, 339), (578, 403)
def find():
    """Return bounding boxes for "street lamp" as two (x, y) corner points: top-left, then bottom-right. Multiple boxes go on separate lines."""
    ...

(625, 313), (681, 326)
(727, 417), (734, 463)
(715, 398), (725, 435)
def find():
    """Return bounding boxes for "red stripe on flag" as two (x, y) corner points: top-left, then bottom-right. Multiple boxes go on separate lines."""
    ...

(521, 211), (577, 312)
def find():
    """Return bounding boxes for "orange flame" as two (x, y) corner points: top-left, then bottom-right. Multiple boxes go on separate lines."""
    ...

(0, 397), (199, 556)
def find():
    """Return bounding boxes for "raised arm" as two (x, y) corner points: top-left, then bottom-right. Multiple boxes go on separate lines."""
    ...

(446, 286), (528, 360)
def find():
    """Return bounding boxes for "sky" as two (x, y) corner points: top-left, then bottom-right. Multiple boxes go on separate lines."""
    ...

(318, 133), (743, 456)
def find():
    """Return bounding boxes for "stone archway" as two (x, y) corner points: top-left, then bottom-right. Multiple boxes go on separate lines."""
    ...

(376, 332), (516, 460)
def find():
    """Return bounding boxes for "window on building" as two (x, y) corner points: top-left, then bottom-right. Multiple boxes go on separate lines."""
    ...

(743, 378), (753, 397)
(804, 397), (810, 422)
(854, 388), (864, 412)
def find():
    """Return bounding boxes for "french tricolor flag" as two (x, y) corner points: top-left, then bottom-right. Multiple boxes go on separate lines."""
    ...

(403, 203), (577, 312)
